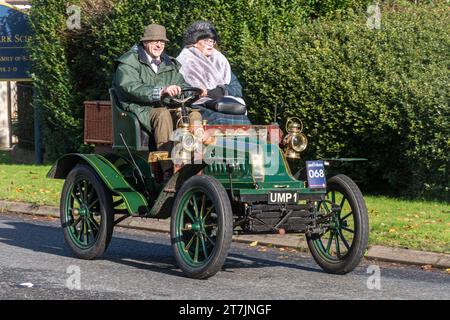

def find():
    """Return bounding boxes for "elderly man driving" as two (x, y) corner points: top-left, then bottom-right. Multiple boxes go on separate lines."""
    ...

(112, 24), (201, 178)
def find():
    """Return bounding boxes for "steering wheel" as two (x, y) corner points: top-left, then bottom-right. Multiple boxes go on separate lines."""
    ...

(163, 87), (204, 125)
(169, 87), (204, 105)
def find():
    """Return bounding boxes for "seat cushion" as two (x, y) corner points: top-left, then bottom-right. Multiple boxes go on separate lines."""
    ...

(193, 106), (251, 125)
(203, 96), (247, 115)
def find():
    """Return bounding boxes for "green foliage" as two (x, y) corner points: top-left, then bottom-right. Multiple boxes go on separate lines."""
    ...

(238, 3), (449, 200)
(88, 0), (351, 98)
(28, 0), (82, 161)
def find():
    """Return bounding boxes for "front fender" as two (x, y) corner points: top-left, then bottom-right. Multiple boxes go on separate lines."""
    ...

(47, 153), (148, 215)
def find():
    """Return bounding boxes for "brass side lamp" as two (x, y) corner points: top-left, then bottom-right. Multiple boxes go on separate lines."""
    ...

(282, 117), (308, 159)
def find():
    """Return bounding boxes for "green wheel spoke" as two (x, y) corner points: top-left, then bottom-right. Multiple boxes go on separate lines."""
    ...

(87, 186), (96, 205)
(325, 232), (333, 254)
(70, 216), (82, 228)
(85, 217), (92, 232)
(83, 220), (89, 244)
(338, 229), (351, 250)
(340, 212), (353, 222)
(339, 197), (346, 211)
(88, 198), (99, 210)
(192, 194), (199, 218)
(184, 234), (196, 252)
(203, 224), (218, 229)
(73, 183), (80, 200)
(86, 197), (99, 209)
(78, 220), (84, 242)
(203, 232), (216, 246)
(200, 234), (208, 259)
(194, 235), (200, 262)
(88, 216), (100, 232)
(203, 205), (214, 221)
(183, 208), (195, 223)
(71, 191), (82, 207)
(83, 180), (89, 203)
(75, 183), (84, 203)
(330, 190), (336, 204)
(335, 233), (341, 258)
(321, 201), (331, 214)
(342, 226), (354, 234)
(85, 219), (92, 243)
(200, 194), (206, 219)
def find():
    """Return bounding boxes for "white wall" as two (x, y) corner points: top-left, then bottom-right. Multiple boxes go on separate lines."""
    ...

(0, 82), (11, 148)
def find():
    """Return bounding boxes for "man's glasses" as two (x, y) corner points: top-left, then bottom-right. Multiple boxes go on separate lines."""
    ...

(149, 40), (166, 45)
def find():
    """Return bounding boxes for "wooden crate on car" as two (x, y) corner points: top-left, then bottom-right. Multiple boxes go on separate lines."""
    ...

(84, 100), (112, 145)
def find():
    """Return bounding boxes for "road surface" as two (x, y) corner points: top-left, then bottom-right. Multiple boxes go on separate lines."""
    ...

(0, 213), (448, 300)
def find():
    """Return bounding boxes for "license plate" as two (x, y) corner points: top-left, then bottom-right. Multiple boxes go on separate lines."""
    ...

(306, 160), (327, 189)
(268, 191), (298, 204)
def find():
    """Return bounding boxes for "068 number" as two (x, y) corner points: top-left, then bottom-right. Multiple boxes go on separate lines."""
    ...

(308, 169), (325, 179)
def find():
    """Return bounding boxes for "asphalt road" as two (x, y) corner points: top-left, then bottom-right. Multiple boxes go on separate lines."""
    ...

(0, 213), (448, 300)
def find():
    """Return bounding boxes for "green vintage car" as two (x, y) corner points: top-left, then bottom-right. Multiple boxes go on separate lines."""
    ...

(48, 88), (369, 279)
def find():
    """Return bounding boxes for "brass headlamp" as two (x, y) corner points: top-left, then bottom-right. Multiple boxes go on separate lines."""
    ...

(172, 121), (196, 164)
(283, 117), (308, 159)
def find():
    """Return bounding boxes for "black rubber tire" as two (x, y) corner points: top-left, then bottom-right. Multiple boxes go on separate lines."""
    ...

(306, 174), (369, 274)
(171, 175), (233, 279)
(60, 164), (114, 260)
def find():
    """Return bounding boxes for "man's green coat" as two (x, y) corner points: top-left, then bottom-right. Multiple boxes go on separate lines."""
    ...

(112, 44), (188, 132)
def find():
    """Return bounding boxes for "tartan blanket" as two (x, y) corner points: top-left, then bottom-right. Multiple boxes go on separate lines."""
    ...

(192, 105), (251, 125)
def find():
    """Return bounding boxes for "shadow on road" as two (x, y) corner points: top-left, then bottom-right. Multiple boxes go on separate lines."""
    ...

(0, 218), (322, 278)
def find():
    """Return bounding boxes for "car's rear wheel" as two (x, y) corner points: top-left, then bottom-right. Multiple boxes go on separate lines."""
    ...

(60, 164), (114, 259)
(171, 175), (233, 279)
(306, 174), (369, 274)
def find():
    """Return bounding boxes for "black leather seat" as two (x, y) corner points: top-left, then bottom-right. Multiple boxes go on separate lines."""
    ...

(203, 96), (247, 115)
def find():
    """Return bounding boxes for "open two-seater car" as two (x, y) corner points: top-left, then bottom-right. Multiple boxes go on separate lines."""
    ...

(48, 88), (369, 279)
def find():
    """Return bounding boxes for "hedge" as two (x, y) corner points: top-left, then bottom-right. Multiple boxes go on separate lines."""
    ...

(29, 0), (82, 161)
(238, 2), (449, 199)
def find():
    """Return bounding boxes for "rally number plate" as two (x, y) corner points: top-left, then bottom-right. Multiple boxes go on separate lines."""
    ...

(268, 191), (299, 204)
(306, 160), (327, 189)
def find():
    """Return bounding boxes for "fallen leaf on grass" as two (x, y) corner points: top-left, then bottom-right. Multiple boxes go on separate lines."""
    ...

(388, 228), (397, 233)
(249, 241), (258, 247)
(41, 216), (57, 221)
